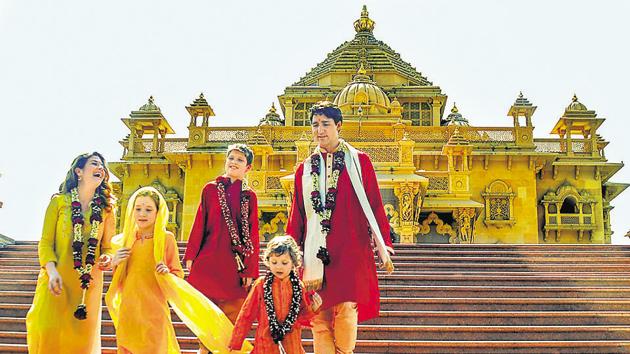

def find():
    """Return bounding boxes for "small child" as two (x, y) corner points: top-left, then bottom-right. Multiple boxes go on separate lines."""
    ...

(229, 236), (322, 354)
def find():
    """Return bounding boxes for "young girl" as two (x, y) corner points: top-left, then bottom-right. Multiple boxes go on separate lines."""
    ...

(26, 152), (116, 354)
(229, 236), (322, 354)
(106, 186), (252, 354)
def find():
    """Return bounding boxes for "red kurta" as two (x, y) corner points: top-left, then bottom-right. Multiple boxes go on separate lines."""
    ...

(184, 179), (260, 301)
(229, 276), (315, 354)
(287, 151), (392, 322)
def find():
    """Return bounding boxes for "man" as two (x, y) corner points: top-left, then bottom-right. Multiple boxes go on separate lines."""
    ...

(287, 101), (395, 353)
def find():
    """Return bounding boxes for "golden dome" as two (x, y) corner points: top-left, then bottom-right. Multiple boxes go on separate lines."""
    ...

(333, 64), (391, 115)
(566, 94), (588, 111)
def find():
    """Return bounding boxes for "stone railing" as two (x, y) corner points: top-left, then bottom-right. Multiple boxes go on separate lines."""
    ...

(534, 138), (593, 155)
(417, 171), (449, 194)
(121, 138), (188, 158)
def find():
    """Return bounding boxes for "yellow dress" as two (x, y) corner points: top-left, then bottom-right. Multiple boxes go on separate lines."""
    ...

(26, 194), (116, 354)
(116, 233), (184, 354)
(106, 186), (253, 354)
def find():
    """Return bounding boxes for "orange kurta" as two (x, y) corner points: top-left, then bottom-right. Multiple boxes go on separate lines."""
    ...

(230, 276), (315, 354)
(116, 233), (184, 354)
(26, 194), (116, 354)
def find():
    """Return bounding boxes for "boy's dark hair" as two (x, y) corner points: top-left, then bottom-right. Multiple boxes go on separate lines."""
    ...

(309, 101), (343, 124)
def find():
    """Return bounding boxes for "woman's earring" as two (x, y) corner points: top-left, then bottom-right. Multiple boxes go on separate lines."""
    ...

(77, 175), (82, 181)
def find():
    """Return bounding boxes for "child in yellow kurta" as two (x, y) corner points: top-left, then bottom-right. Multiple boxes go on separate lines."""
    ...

(26, 152), (116, 354)
(106, 186), (253, 354)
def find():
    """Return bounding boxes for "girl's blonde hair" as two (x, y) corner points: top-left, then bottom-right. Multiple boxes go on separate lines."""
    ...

(134, 189), (161, 211)
(263, 235), (302, 268)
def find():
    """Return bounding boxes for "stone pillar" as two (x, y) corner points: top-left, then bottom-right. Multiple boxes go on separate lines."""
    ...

(431, 99), (443, 126)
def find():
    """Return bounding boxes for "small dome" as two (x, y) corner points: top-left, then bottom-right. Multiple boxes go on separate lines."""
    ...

(139, 96), (161, 112)
(567, 94), (588, 111)
(259, 103), (284, 126)
(333, 64), (390, 115)
(443, 103), (470, 126)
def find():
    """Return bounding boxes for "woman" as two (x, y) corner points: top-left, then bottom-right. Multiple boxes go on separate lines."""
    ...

(26, 152), (116, 354)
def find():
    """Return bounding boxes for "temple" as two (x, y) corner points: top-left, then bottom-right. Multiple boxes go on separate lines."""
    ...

(109, 6), (627, 244)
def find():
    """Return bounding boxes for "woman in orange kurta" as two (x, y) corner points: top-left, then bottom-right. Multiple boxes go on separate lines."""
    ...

(230, 236), (321, 354)
(26, 152), (116, 354)
(106, 186), (253, 354)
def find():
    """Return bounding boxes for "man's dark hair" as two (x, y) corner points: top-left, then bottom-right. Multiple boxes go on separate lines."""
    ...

(309, 101), (343, 124)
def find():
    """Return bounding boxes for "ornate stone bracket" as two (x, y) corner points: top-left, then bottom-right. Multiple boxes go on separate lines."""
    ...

(418, 212), (456, 243)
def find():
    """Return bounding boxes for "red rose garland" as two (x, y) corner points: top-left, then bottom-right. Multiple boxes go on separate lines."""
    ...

(216, 176), (254, 273)
(310, 149), (346, 265)
(70, 187), (103, 320)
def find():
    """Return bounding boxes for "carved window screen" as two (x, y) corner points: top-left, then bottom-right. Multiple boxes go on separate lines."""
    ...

(482, 180), (516, 227)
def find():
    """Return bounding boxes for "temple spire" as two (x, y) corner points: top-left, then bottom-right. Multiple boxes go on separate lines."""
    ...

(354, 5), (375, 33)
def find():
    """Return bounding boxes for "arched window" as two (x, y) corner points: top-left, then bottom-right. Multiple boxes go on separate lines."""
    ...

(560, 197), (578, 214)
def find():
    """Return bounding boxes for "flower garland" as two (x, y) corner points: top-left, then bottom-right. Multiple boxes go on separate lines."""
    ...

(310, 147), (346, 265)
(70, 187), (103, 320)
(216, 176), (254, 273)
(263, 270), (302, 344)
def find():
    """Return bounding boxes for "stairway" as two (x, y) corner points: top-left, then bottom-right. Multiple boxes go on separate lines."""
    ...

(2, 242), (630, 353)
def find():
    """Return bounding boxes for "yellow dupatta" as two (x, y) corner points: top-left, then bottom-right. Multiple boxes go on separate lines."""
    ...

(105, 186), (252, 353)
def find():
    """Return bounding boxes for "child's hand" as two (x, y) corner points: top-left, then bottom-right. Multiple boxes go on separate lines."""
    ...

(112, 247), (130, 266)
(97, 254), (112, 270)
(185, 260), (193, 271)
(241, 277), (253, 289)
(311, 292), (322, 312)
(156, 263), (170, 274)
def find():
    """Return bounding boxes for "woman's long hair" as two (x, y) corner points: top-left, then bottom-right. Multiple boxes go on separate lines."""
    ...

(58, 152), (114, 212)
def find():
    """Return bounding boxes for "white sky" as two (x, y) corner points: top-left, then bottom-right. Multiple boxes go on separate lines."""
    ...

(1, 0), (629, 243)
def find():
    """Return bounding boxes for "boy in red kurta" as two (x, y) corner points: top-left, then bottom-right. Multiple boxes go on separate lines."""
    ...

(287, 102), (395, 354)
(184, 144), (260, 353)
(229, 236), (321, 354)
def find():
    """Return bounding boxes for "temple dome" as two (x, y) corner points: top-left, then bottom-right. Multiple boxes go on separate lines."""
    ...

(567, 94), (588, 111)
(139, 96), (161, 112)
(333, 64), (391, 115)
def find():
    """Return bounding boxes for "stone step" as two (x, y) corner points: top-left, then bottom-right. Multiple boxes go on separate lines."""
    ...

(8, 242), (630, 253)
(6, 281), (630, 298)
(372, 311), (630, 326)
(2, 337), (630, 354)
(4, 315), (630, 341)
(4, 297), (630, 316)
(6, 271), (630, 287)
(6, 258), (630, 272)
